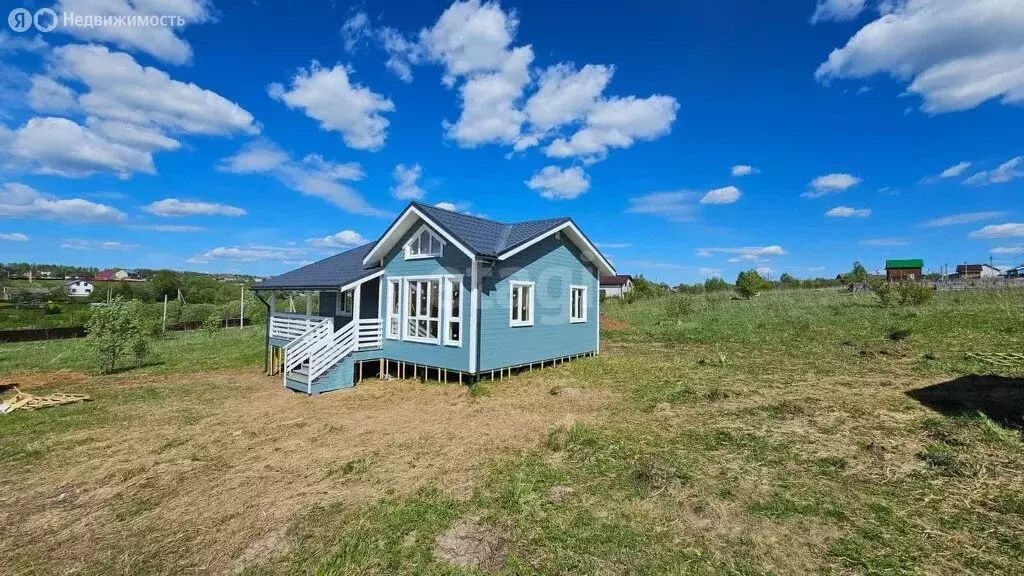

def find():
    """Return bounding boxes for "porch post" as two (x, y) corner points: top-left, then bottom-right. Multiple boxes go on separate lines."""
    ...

(306, 292), (312, 316)
(353, 285), (362, 324)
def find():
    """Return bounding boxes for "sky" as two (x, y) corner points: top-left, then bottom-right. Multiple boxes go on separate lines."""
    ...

(0, 0), (1023, 284)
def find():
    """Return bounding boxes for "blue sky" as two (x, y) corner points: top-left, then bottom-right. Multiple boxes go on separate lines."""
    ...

(1, 0), (1023, 283)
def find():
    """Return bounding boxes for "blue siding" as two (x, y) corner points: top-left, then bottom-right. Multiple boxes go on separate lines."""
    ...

(377, 221), (473, 372)
(478, 233), (597, 371)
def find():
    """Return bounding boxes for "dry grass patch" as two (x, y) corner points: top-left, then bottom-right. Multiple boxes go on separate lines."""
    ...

(0, 367), (616, 574)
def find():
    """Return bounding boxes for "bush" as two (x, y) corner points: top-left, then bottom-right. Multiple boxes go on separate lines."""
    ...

(84, 297), (152, 374)
(704, 277), (731, 292)
(868, 279), (897, 306)
(665, 295), (694, 319)
(735, 270), (772, 299)
(203, 312), (222, 335)
(41, 301), (61, 314)
(181, 303), (216, 325)
(897, 283), (934, 306)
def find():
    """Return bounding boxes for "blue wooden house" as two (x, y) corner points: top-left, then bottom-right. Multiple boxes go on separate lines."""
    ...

(254, 202), (615, 394)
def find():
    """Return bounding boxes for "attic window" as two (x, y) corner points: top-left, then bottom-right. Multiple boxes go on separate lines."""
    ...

(405, 226), (444, 259)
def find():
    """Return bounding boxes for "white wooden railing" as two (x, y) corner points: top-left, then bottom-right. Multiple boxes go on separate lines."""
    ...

(282, 317), (332, 379)
(282, 318), (384, 388)
(270, 313), (324, 340)
(356, 318), (383, 350)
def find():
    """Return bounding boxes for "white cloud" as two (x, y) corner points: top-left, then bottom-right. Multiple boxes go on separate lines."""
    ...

(804, 173), (862, 198)
(525, 165), (591, 200)
(53, 0), (215, 65)
(860, 238), (910, 246)
(307, 230), (368, 249)
(0, 232), (28, 241)
(921, 211), (1006, 227)
(143, 198), (246, 218)
(731, 164), (760, 177)
(815, 0), (1024, 113)
(28, 75), (78, 113)
(965, 156), (1023, 185)
(342, 12), (373, 52)
(695, 246), (786, 261)
(0, 182), (126, 223)
(968, 223), (1024, 239)
(697, 267), (722, 277)
(597, 242), (632, 249)
(61, 238), (139, 251)
(524, 63), (614, 132)
(53, 44), (258, 136)
(269, 62), (394, 151)
(0, 31), (48, 54)
(187, 245), (307, 264)
(391, 163), (425, 199)
(826, 206), (871, 218)
(626, 191), (698, 222)
(991, 245), (1024, 254)
(219, 140), (386, 217)
(3, 45), (258, 178)
(699, 185), (741, 205)
(810, 0), (868, 24)
(939, 161), (971, 178)
(1, 116), (156, 177)
(375, 1), (677, 160)
(129, 224), (205, 232)
(544, 95), (679, 163)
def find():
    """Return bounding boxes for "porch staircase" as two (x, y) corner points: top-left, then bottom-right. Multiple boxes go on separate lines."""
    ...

(280, 317), (382, 394)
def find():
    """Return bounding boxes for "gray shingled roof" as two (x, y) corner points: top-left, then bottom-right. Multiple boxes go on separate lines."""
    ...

(412, 202), (570, 256)
(259, 203), (597, 291)
(256, 242), (380, 290)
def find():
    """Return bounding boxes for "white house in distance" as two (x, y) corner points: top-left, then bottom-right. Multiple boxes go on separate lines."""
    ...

(66, 280), (95, 297)
(599, 275), (633, 298)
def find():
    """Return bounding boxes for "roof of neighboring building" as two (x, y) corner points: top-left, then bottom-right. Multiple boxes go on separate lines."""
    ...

(411, 202), (571, 256)
(885, 259), (924, 269)
(600, 275), (632, 286)
(256, 242), (381, 290)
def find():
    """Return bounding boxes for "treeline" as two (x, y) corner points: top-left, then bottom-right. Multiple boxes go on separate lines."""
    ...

(617, 272), (843, 302)
(2, 270), (256, 305)
(2, 263), (98, 278)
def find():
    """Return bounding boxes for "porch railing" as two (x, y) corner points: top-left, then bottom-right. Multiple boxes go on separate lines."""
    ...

(270, 313), (323, 340)
(356, 318), (383, 350)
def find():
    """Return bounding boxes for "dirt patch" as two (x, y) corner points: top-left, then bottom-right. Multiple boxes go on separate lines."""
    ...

(600, 317), (630, 330)
(435, 518), (508, 572)
(1, 368), (615, 574)
(0, 371), (87, 390)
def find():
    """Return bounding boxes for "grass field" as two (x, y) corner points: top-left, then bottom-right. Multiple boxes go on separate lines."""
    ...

(1, 289), (1023, 574)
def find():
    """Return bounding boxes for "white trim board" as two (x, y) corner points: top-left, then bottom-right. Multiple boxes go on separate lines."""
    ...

(362, 206), (476, 265)
(497, 222), (616, 277)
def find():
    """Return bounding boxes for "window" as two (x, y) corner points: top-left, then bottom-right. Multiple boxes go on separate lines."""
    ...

(404, 278), (441, 343)
(509, 281), (534, 327)
(570, 285), (587, 323)
(336, 289), (353, 315)
(444, 276), (462, 346)
(386, 279), (400, 339)
(405, 226), (444, 259)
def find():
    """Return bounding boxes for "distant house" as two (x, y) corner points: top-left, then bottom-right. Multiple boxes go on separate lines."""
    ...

(955, 264), (1004, 279)
(885, 259), (923, 282)
(95, 269), (117, 281)
(95, 269), (142, 281)
(599, 275), (633, 298)
(67, 280), (95, 297)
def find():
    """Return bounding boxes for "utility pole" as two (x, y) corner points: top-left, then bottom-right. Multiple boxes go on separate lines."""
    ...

(162, 294), (168, 332)
(239, 285), (244, 329)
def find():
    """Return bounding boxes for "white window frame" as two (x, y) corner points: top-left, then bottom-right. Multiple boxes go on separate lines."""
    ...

(404, 224), (445, 260)
(386, 278), (401, 340)
(443, 275), (464, 347)
(335, 289), (353, 316)
(569, 285), (587, 323)
(509, 280), (535, 328)
(402, 275), (442, 344)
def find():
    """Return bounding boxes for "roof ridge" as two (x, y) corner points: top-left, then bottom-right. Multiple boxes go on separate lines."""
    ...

(413, 201), (568, 227)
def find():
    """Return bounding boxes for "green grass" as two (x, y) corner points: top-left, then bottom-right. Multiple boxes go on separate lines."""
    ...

(0, 325), (263, 375)
(5, 288), (1024, 574)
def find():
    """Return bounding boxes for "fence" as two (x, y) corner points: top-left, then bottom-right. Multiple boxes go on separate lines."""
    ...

(0, 317), (254, 343)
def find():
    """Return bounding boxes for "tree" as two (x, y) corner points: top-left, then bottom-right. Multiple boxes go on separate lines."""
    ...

(735, 269), (771, 299)
(846, 261), (870, 284)
(779, 273), (800, 288)
(703, 277), (730, 292)
(85, 297), (152, 374)
(150, 269), (181, 301)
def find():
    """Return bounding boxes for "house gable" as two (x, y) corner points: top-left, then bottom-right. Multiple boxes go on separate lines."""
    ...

(478, 232), (598, 371)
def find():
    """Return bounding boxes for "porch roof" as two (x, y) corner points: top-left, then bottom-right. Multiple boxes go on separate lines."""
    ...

(256, 242), (381, 291)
